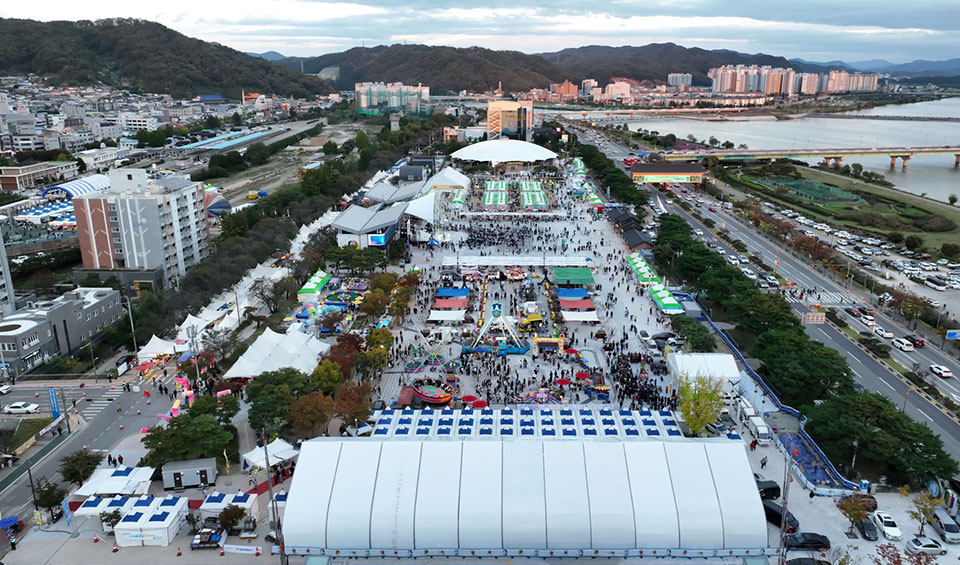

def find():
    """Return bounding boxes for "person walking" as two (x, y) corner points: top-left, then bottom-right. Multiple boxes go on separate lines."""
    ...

(760, 456), (768, 469)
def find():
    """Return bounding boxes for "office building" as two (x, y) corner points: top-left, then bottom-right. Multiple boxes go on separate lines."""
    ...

(667, 73), (692, 88)
(118, 113), (159, 132)
(0, 287), (122, 376)
(486, 100), (534, 141)
(552, 81), (579, 97)
(74, 169), (209, 290)
(0, 161), (80, 191)
(75, 147), (131, 172)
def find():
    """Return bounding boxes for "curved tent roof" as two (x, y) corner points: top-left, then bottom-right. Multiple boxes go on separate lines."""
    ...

(283, 439), (769, 557)
(42, 175), (110, 199)
(451, 140), (557, 163)
(424, 167), (470, 190)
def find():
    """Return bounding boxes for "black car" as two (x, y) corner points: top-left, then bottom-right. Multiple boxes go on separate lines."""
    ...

(855, 517), (879, 541)
(905, 335), (926, 348)
(844, 307), (861, 317)
(785, 532), (831, 551)
(757, 480), (781, 500)
(786, 559), (831, 565)
(763, 500), (799, 533)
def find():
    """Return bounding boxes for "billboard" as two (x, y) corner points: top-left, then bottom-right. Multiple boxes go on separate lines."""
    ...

(368, 234), (387, 246)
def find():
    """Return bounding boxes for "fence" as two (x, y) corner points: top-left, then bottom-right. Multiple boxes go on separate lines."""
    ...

(683, 292), (858, 493)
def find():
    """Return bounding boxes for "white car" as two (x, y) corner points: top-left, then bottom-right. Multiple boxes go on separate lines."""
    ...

(693, 229), (704, 236)
(0, 385), (11, 395)
(860, 315), (876, 327)
(931, 365), (955, 379)
(3, 402), (40, 414)
(873, 511), (902, 541)
(891, 338), (914, 352)
(874, 326), (894, 339)
(906, 536), (946, 556)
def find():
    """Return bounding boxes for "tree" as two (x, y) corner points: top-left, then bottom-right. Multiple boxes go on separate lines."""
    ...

(388, 299), (410, 319)
(355, 130), (370, 150)
(904, 234), (924, 251)
(873, 542), (937, 565)
(244, 142), (269, 166)
(322, 140), (338, 155)
(360, 288), (389, 318)
(887, 232), (904, 245)
(245, 368), (314, 432)
(203, 115), (220, 130)
(312, 359), (345, 395)
(838, 493), (870, 534)
(218, 504), (246, 533)
(250, 277), (296, 314)
(941, 243), (960, 259)
(231, 112), (243, 126)
(678, 375), (724, 436)
(202, 327), (234, 361)
(901, 485), (944, 537)
(36, 478), (69, 519)
(950, 194), (958, 206)
(366, 328), (394, 351)
(318, 311), (345, 333)
(59, 450), (105, 486)
(143, 414), (232, 467)
(355, 347), (388, 378)
(334, 381), (373, 428)
(290, 391), (335, 437)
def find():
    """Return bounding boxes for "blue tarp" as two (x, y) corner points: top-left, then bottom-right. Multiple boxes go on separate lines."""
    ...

(436, 287), (469, 297)
(177, 351), (193, 364)
(556, 288), (589, 298)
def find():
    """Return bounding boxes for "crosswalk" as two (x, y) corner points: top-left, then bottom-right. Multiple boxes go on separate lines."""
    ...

(78, 388), (124, 419)
(783, 291), (850, 305)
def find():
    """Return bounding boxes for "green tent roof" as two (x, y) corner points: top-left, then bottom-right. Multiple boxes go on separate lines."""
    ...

(553, 267), (595, 286)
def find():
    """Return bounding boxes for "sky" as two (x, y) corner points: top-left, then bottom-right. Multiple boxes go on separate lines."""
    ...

(2, 1), (957, 63)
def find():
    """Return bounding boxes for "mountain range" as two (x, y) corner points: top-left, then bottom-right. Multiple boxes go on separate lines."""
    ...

(0, 18), (331, 98)
(794, 57), (960, 76)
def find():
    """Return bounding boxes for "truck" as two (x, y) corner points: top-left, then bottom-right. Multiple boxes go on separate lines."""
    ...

(723, 201), (733, 210)
(747, 415), (772, 445)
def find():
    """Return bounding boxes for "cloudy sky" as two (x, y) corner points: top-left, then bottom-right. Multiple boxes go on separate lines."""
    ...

(3, 1), (956, 62)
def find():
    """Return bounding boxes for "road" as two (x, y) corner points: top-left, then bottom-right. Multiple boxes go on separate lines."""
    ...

(568, 122), (960, 467)
(0, 374), (179, 519)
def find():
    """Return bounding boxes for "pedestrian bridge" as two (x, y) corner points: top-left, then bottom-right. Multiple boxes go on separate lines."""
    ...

(658, 145), (960, 169)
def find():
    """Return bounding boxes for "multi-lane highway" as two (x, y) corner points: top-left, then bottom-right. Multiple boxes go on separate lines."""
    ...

(568, 122), (960, 465)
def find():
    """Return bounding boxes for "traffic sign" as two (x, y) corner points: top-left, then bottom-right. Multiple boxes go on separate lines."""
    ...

(947, 329), (960, 341)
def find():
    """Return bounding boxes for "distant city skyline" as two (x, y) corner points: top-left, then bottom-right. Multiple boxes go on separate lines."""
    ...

(1, 1), (957, 62)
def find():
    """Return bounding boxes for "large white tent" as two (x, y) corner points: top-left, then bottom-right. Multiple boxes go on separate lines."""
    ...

(404, 190), (437, 224)
(424, 167), (470, 191)
(74, 466), (155, 498)
(138, 335), (175, 359)
(115, 498), (161, 547)
(222, 328), (330, 379)
(242, 438), (299, 470)
(451, 140), (557, 163)
(282, 439), (769, 558)
(140, 496), (189, 546)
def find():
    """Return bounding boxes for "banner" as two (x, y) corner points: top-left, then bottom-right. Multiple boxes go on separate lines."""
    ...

(224, 544), (262, 555)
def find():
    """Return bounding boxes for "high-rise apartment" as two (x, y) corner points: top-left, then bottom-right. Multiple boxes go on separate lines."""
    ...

(74, 169), (209, 290)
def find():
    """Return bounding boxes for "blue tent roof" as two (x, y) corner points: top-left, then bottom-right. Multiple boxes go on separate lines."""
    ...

(42, 175), (110, 200)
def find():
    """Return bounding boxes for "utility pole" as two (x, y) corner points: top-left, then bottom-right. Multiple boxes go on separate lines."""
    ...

(777, 454), (793, 565)
(121, 295), (137, 354)
(261, 430), (288, 565)
(60, 387), (71, 433)
(26, 466), (39, 511)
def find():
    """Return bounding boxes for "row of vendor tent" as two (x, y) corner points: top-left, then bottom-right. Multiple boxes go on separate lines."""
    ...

(13, 200), (73, 224)
(627, 251), (684, 314)
(76, 495), (188, 547)
(572, 157), (587, 176)
(436, 286), (469, 298)
(222, 328), (330, 379)
(241, 438), (299, 470)
(74, 465), (155, 498)
(199, 491), (258, 519)
(484, 180), (508, 191)
(49, 214), (76, 227)
(450, 188), (467, 208)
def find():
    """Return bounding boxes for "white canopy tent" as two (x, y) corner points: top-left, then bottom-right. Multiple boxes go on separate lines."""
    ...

(424, 167), (470, 191)
(242, 439), (298, 470)
(115, 498), (160, 547)
(225, 492), (258, 513)
(74, 496), (110, 518)
(199, 491), (230, 519)
(222, 328), (330, 379)
(140, 496), (189, 546)
(560, 311), (600, 323)
(138, 335), (175, 359)
(74, 466), (155, 498)
(426, 310), (467, 322)
(282, 439), (769, 557)
(404, 190), (437, 224)
(451, 140), (557, 163)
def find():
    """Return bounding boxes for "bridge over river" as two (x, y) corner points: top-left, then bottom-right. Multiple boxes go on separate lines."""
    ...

(659, 145), (960, 169)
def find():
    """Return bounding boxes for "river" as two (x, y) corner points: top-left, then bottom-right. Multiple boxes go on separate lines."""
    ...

(587, 97), (960, 202)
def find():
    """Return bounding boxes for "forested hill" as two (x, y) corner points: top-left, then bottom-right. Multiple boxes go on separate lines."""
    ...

(277, 45), (577, 92)
(539, 43), (835, 86)
(0, 18), (332, 99)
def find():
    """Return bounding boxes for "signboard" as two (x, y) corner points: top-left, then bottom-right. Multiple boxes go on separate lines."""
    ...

(61, 497), (72, 527)
(632, 173), (704, 183)
(367, 234), (387, 246)
(33, 511), (42, 526)
(947, 329), (960, 340)
(224, 544), (262, 555)
(802, 312), (826, 324)
(47, 387), (60, 419)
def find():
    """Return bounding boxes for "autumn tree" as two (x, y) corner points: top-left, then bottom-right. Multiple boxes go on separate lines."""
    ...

(355, 348), (388, 379)
(290, 392), (335, 437)
(366, 328), (394, 351)
(218, 504), (247, 533)
(202, 328), (235, 361)
(334, 381), (373, 428)
(678, 374), (724, 436)
(900, 485), (943, 537)
(312, 359), (345, 395)
(874, 542), (938, 565)
(838, 493), (870, 535)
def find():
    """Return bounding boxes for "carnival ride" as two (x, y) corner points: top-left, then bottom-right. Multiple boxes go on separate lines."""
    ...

(466, 302), (530, 355)
(410, 377), (455, 405)
(521, 388), (562, 405)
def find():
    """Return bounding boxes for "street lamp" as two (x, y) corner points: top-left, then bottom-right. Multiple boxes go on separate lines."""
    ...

(121, 296), (137, 354)
(82, 341), (97, 382)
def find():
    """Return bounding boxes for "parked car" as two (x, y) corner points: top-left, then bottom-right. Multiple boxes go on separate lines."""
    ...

(859, 315), (876, 327)
(763, 500), (799, 533)
(929, 508), (960, 543)
(3, 402), (40, 414)
(905, 537), (947, 556)
(756, 480), (781, 500)
(785, 560), (831, 565)
(891, 338), (914, 352)
(931, 365), (955, 379)
(872, 511), (901, 541)
(905, 335), (926, 348)
(855, 517), (879, 541)
(0, 385), (11, 395)
(785, 532), (831, 551)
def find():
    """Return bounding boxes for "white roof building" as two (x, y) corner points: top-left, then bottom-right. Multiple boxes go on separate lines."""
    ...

(450, 139), (558, 163)
(282, 439), (770, 558)
(423, 167), (470, 191)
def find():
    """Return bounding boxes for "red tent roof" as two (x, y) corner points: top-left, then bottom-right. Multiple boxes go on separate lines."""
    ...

(434, 298), (469, 309)
(558, 298), (595, 310)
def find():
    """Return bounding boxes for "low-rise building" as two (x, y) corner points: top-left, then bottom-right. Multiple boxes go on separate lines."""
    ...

(0, 161), (80, 191)
(75, 147), (131, 172)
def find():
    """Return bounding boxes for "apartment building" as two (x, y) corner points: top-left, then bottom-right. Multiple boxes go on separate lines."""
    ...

(0, 161), (80, 191)
(119, 113), (159, 132)
(486, 100), (534, 141)
(667, 73), (692, 87)
(74, 169), (209, 290)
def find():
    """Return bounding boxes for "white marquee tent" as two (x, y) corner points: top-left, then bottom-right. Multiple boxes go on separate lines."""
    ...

(222, 328), (330, 379)
(451, 140), (557, 163)
(140, 496), (189, 547)
(74, 466), (155, 498)
(424, 167), (470, 191)
(282, 439), (769, 558)
(138, 335), (175, 359)
(242, 438), (299, 470)
(115, 498), (161, 547)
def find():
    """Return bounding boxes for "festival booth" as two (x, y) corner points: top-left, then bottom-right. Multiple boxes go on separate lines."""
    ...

(627, 252), (684, 314)
(242, 439), (299, 471)
(572, 157), (587, 176)
(74, 496), (109, 519)
(199, 492), (230, 519)
(13, 200), (73, 224)
(49, 214), (76, 228)
(424, 167), (470, 192)
(297, 268), (332, 303)
(222, 328), (330, 379)
(450, 189), (467, 210)
(115, 497), (161, 547)
(140, 496), (189, 547)
(74, 466), (155, 498)
(138, 335), (175, 360)
(520, 191), (548, 210)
